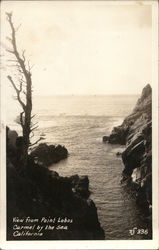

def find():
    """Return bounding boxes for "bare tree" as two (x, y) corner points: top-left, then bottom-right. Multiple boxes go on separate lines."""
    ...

(6, 12), (43, 168)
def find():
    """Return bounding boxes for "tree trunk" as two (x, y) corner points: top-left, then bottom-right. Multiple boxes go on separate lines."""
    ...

(22, 74), (32, 167)
(6, 12), (40, 170)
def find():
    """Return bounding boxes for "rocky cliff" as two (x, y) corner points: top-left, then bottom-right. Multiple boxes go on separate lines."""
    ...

(103, 84), (152, 215)
(7, 128), (104, 240)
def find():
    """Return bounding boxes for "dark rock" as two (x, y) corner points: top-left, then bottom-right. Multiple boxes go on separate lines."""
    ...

(30, 143), (68, 167)
(136, 186), (150, 216)
(108, 125), (129, 145)
(7, 128), (18, 148)
(7, 129), (104, 240)
(103, 135), (109, 142)
(70, 175), (90, 199)
(116, 152), (122, 156)
(106, 84), (152, 214)
(7, 158), (104, 240)
(16, 136), (24, 148)
(122, 139), (145, 172)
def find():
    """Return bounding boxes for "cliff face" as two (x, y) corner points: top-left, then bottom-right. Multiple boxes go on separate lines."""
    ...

(7, 129), (104, 240)
(104, 84), (152, 215)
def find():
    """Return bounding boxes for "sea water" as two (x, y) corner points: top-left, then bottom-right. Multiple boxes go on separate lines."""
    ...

(7, 95), (152, 240)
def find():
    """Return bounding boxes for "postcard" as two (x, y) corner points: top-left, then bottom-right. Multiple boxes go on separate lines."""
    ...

(0, 0), (158, 249)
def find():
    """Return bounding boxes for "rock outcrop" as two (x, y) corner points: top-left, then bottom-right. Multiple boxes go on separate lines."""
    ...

(31, 143), (68, 166)
(104, 84), (152, 215)
(70, 175), (90, 199)
(7, 128), (104, 240)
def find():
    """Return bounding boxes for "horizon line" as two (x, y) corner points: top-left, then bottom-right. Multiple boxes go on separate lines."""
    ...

(33, 93), (140, 97)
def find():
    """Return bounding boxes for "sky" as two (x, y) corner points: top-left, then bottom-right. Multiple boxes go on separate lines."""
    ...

(1, 1), (152, 96)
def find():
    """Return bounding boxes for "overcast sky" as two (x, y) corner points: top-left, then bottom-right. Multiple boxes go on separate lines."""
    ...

(1, 1), (152, 96)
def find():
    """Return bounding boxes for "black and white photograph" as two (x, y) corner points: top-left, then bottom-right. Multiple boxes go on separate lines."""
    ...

(0, 0), (158, 249)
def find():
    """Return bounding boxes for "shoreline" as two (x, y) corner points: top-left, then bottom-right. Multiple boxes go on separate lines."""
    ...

(6, 127), (105, 240)
(103, 85), (152, 224)
(6, 92), (151, 240)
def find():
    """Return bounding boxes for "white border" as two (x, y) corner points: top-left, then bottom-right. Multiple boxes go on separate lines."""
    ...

(0, 1), (158, 249)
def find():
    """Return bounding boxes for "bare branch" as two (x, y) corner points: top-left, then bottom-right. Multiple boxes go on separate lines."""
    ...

(22, 50), (26, 63)
(15, 23), (21, 32)
(7, 59), (18, 62)
(6, 49), (14, 54)
(19, 80), (22, 92)
(6, 12), (13, 21)
(20, 111), (24, 129)
(30, 64), (34, 71)
(17, 67), (24, 74)
(7, 75), (19, 92)
(6, 64), (18, 67)
(30, 131), (34, 139)
(29, 137), (45, 147)
(6, 12), (32, 84)
(6, 36), (12, 43)
(7, 75), (26, 110)
(29, 145), (38, 152)
(31, 114), (36, 119)
(30, 121), (38, 128)
(30, 125), (39, 132)
(27, 60), (31, 72)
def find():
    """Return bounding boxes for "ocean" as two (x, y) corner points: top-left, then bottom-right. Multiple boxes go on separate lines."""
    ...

(7, 95), (152, 240)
